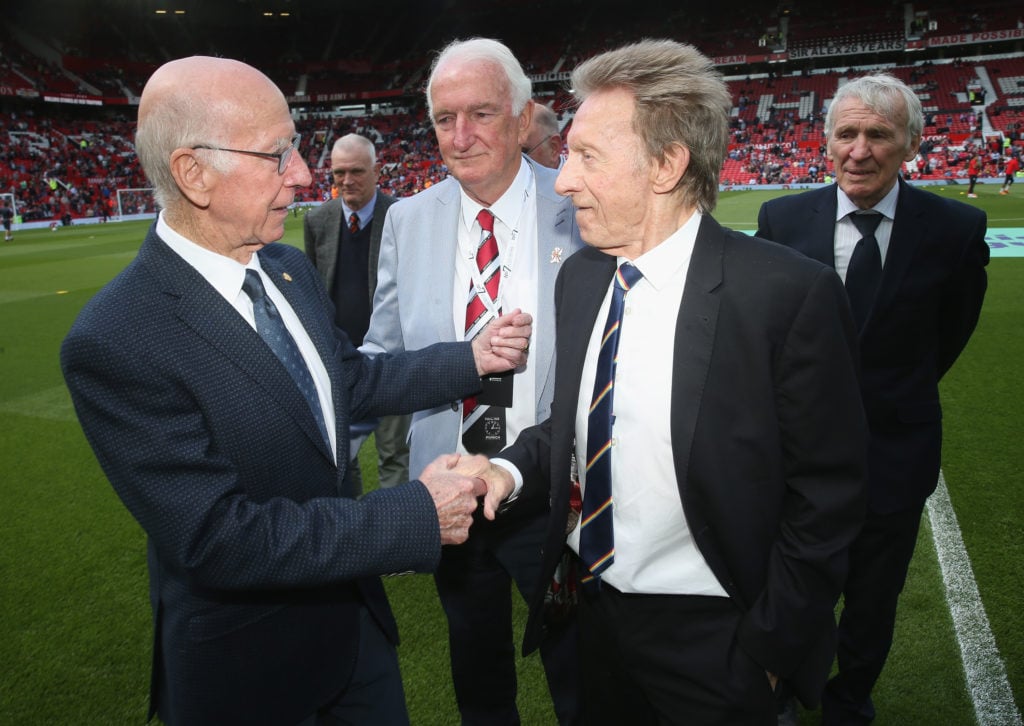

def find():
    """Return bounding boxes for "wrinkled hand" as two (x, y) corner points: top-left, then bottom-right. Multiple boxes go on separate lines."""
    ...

(472, 309), (533, 376)
(419, 454), (487, 545)
(443, 454), (515, 521)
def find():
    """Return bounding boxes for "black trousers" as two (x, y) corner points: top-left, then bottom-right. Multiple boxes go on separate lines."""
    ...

(822, 502), (925, 725)
(435, 510), (580, 725)
(578, 584), (775, 726)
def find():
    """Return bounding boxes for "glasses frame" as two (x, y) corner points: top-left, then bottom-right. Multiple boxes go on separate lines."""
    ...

(193, 133), (302, 175)
(522, 133), (555, 156)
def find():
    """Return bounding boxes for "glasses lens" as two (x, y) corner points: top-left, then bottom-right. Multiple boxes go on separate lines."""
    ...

(279, 134), (301, 174)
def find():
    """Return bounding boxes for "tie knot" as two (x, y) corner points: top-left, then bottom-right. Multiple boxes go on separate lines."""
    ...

(242, 269), (266, 301)
(348, 212), (360, 233)
(477, 208), (495, 234)
(850, 211), (882, 237)
(614, 263), (643, 292)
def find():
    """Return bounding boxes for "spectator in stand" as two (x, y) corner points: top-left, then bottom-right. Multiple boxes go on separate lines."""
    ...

(1000, 153), (1020, 194)
(304, 133), (411, 493)
(522, 100), (564, 169)
(1, 202), (13, 241)
(967, 153), (981, 197)
(757, 72), (989, 726)
(362, 37), (583, 725)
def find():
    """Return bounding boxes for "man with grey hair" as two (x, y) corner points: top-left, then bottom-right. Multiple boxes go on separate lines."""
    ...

(364, 36), (582, 725)
(758, 72), (988, 725)
(479, 38), (868, 724)
(523, 100), (564, 169)
(304, 133), (410, 493)
(60, 55), (533, 725)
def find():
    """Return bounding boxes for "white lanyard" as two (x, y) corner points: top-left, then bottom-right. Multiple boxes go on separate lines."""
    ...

(464, 166), (533, 317)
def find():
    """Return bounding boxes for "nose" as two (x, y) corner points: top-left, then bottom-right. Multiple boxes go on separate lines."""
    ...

(452, 114), (475, 151)
(849, 134), (872, 161)
(554, 155), (578, 196)
(286, 150), (312, 187)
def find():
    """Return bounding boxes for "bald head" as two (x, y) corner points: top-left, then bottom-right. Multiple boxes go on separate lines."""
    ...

(523, 100), (563, 169)
(136, 56), (291, 211)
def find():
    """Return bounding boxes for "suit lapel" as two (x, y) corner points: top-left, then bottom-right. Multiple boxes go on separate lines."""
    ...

(318, 200), (344, 295)
(139, 234), (335, 463)
(533, 180), (574, 409)
(669, 216), (723, 498)
(433, 181), (462, 342)
(805, 187), (839, 267)
(871, 180), (923, 326)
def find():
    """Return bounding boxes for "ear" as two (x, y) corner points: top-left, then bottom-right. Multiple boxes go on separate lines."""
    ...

(169, 148), (214, 208)
(651, 143), (689, 194)
(517, 101), (535, 147)
(904, 134), (922, 162)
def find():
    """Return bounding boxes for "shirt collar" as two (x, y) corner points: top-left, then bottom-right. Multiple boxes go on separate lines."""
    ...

(341, 193), (376, 228)
(835, 181), (899, 222)
(156, 210), (259, 302)
(623, 210), (702, 291)
(459, 156), (532, 231)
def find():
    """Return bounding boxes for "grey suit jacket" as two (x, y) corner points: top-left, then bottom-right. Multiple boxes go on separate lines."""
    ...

(362, 158), (583, 477)
(303, 189), (396, 303)
(61, 228), (483, 725)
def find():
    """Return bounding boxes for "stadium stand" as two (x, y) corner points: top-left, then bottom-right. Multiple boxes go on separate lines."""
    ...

(2, 0), (1022, 222)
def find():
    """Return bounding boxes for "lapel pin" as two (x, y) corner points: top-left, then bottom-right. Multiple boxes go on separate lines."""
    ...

(282, 272), (293, 282)
(549, 247), (563, 264)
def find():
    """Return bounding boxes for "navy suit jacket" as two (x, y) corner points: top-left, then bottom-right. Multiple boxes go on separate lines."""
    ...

(501, 216), (868, 707)
(61, 227), (482, 725)
(757, 180), (989, 513)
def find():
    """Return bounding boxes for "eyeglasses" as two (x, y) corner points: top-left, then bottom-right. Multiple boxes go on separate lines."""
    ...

(522, 134), (555, 156)
(193, 133), (302, 175)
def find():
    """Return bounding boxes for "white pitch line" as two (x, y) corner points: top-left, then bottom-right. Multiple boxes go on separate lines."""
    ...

(927, 471), (1022, 726)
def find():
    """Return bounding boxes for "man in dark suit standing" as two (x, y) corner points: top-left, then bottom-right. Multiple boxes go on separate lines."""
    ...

(477, 39), (868, 725)
(60, 55), (532, 726)
(757, 73), (989, 725)
(304, 133), (410, 491)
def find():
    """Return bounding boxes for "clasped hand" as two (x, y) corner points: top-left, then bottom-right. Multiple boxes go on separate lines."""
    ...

(419, 453), (517, 545)
(471, 309), (533, 375)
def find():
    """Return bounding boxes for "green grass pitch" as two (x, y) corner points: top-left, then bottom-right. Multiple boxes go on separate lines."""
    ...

(1, 183), (1021, 724)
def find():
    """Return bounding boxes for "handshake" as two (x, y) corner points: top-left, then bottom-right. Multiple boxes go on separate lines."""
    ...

(420, 453), (517, 545)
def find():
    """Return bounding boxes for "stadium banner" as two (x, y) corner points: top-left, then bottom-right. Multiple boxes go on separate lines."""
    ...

(925, 27), (1024, 48)
(789, 37), (906, 59)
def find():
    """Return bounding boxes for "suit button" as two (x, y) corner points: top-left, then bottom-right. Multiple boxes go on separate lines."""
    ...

(450, 401), (459, 411)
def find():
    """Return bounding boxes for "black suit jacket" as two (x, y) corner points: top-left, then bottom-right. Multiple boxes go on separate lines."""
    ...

(757, 180), (989, 513)
(60, 227), (482, 725)
(501, 215), (868, 707)
(303, 189), (396, 304)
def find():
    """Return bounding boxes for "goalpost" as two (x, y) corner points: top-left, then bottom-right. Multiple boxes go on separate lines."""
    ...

(115, 187), (158, 219)
(0, 192), (17, 224)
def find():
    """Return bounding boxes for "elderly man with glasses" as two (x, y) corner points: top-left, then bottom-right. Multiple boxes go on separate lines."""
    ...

(61, 55), (533, 726)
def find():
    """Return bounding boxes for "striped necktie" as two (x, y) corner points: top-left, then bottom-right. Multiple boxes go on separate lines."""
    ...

(580, 262), (643, 585)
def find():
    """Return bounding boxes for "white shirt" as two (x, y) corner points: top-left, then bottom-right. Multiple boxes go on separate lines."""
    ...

(156, 212), (337, 462)
(834, 182), (899, 282)
(570, 212), (727, 596)
(451, 159), (539, 451)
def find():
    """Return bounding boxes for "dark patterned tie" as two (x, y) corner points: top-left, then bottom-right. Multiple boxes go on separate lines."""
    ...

(462, 209), (506, 454)
(580, 263), (643, 585)
(242, 270), (331, 450)
(348, 212), (360, 234)
(845, 211), (883, 330)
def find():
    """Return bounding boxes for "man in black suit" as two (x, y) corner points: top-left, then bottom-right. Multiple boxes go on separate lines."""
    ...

(60, 55), (532, 726)
(476, 39), (868, 725)
(757, 73), (989, 725)
(304, 133), (410, 491)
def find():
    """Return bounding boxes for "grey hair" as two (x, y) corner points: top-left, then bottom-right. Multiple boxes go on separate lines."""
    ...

(135, 94), (237, 210)
(531, 101), (560, 137)
(426, 38), (532, 120)
(332, 133), (377, 164)
(569, 39), (731, 213)
(825, 73), (924, 149)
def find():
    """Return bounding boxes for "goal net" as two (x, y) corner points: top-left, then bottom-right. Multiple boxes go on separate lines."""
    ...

(115, 187), (158, 219)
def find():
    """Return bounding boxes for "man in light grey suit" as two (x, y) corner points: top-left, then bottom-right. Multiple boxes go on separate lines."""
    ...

(304, 133), (410, 490)
(363, 38), (582, 726)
